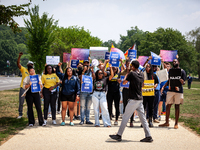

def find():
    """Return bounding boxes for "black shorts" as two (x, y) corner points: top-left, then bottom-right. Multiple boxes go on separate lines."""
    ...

(61, 93), (76, 102)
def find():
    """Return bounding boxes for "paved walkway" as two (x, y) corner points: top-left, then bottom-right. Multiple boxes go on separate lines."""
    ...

(1, 109), (200, 150)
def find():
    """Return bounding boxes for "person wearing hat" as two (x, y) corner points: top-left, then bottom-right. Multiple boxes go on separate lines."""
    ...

(17, 52), (34, 119)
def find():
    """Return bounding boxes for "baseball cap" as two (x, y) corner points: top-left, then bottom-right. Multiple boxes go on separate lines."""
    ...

(27, 61), (34, 65)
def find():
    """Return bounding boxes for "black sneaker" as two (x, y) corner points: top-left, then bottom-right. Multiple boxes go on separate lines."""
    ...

(86, 121), (93, 125)
(79, 121), (84, 125)
(109, 134), (122, 142)
(140, 136), (153, 142)
(99, 115), (102, 120)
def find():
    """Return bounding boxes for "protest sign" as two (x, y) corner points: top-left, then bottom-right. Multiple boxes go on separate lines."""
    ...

(71, 60), (79, 68)
(160, 50), (178, 62)
(90, 47), (108, 59)
(81, 75), (93, 93)
(111, 48), (125, 59)
(71, 48), (89, 60)
(63, 53), (71, 62)
(169, 68), (181, 87)
(128, 49), (137, 60)
(46, 56), (60, 65)
(138, 65), (145, 72)
(30, 75), (41, 93)
(151, 52), (161, 66)
(92, 59), (99, 67)
(137, 56), (149, 66)
(142, 80), (155, 96)
(109, 52), (120, 67)
(105, 52), (110, 60)
(120, 76), (129, 88)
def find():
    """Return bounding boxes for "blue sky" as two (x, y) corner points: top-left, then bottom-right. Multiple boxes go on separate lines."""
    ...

(2, 0), (200, 42)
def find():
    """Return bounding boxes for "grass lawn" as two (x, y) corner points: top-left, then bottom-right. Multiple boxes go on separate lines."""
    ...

(170, 80), (200, 135)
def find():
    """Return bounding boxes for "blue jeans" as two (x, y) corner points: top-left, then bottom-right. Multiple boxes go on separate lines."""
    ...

(92, 91), (111, 127)
(80, 92), (92, 122)
(153, 90), (160, 120)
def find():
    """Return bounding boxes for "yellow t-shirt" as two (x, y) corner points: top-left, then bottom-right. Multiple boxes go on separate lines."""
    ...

(20, 66), (29, 88)
(41, 73), (59, 89)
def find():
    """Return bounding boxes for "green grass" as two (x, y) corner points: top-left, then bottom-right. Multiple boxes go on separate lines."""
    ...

(170, 80), (200, 135)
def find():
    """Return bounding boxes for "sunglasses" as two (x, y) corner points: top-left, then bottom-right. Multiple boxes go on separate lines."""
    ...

(98, 73), (104, 75)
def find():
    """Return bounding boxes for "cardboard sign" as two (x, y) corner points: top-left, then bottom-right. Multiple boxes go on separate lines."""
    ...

(109, 52), (120, 67)
(71, 48), (89, 60)
(90, 47), (108, 59)
(105, 52), (110, 60)
(120, 76), (129, 88)
(71, 60), (79, 68)
(160, 50), (178, 62)
(142, 80), (155, 96)
(46, 56), (60, 65)
(128, 49), (137, 60)
(63, 53), (71, 62)
(138, 56), (149, 66)
(151, 52), (161, 66)
(110, 48), (125, 59)
(30, 75), (41, 93)
(81, 75), (93, 93)
(169, 68), (181, 87)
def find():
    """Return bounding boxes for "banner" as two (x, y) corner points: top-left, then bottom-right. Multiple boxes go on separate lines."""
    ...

(142, 80), (155, 96)
(111, 48), (125, 59)
(109, 52), (120, 67)
(151, 52), (161, 66)
(160, 50), (178, 62)
(105, 52), (110, 60)
(120, 76), (129, 88)
(90, 47), (108, 59)
(46, 56), (60, 65)
(30, 75), (41, 93)
(71, 48), (89, 60)
(63, 53), (71, 62)
(169, 68), (181, 87)
(71, 60), (79, 68)
(138, 56), (149, 66)
(81, 75), (93, 93)
(128, 49), (137, 60)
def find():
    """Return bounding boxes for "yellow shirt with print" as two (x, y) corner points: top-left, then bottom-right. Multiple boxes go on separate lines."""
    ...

(41, 73), (59, 89)
(20, 66), (29, 88)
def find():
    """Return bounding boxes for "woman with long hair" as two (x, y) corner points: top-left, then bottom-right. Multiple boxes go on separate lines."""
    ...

(56, 63), (80, 126)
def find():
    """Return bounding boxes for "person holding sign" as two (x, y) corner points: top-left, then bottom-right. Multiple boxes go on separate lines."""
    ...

(23, 67), (45, 127)
(109, 60), (153, 142)
(56, 63), (80, 126)
(92, 64), (114, 127)
(41, 65), (60, 125)
(159, 59), (186, 129)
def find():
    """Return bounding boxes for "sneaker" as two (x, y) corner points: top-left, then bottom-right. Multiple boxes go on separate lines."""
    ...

(159, 123), (169, 127)
(140, 136), (153, 142)
(52, 120), (57, 125)
(114, 121), (118, 125)
(42, 123), (46, 126)
(109, 134), (122, 142)
(153, 119), (160, 123)
(44, 120), (47, 125)
(29, 124), (33, 127)
(158, 116), (161, 121)
(60, 122), (65, 126)
(99, 115), (102, 120)
(77, 115), (81, 120)
(57, 111), (61, 114)
(17, 116), (22, 119)
(48, 114), (52, 118)
(86, 121), (93, 125)
(79, 121), (84, 125)
(134, 115), (139, 119)
(69, 122), (74, 126)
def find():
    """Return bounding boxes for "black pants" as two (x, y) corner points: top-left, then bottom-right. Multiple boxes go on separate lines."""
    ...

(43, 87), (57, 120)
(57, 88), (61, 111)
(26, 90), (44, 125)
(122, 88), (134, 123)
(188, 83), (191, 89)
(143, 96), (154, 119)
(107, 92), (120, 121)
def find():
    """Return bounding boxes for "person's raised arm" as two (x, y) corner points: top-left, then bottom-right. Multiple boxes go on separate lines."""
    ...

(17, 52), (23, 69)
(120, 59), (125, 72)
(109, 64), (114, 81)
(56, 62), (64, 80)
(103, 59), (109, 76)
(143, 56), (152, 67)
(67, 55), (72, 68)
(161, 59), (167, 69)
(90, 66), (95, 80)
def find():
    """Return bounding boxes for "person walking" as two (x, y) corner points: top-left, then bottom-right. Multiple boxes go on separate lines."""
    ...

(187, 74), (193, 89)
(109, 60), (153, 142)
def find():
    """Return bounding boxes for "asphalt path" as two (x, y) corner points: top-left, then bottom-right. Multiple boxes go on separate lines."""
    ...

(0, 77), (21, 91)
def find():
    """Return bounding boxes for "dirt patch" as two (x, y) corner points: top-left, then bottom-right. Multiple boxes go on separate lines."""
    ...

(181, 113), (200, 118)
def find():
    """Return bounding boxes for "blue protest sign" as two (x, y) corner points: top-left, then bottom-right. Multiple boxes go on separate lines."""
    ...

(138, 65), (145, 72)
(151, 52), (161, 66)
(105, 52), (110, 60)
(81, 75), (93, 93)
(128, 49), (137, 60)
(30, 75), (41, 93)
(120, 76), (129, 88)
(71, 60), (79, 68)
(109, 52), (120, 67)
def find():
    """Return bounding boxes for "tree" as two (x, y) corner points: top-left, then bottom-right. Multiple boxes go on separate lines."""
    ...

(102, 39), (119, 50)
(24, 5), (58, 74)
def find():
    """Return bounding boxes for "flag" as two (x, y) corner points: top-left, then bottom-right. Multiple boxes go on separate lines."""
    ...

(124, 43), (136, 59)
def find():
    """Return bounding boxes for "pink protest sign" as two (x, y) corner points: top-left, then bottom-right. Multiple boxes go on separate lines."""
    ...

(71, 48), (90, 60)
(160, 50), (178, 62)
(137, 56), (149, 66)
(111, 48), (125, 59)
(63, 53), (71, 62)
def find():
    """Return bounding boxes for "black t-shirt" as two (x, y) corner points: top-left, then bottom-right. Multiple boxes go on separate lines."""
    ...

(108, 73), (120, 93)
(126, 71), (144, 100)
(94, 77), (108, 92)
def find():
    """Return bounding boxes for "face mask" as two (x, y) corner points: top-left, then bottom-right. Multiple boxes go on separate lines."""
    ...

(173, 64), (178, 68)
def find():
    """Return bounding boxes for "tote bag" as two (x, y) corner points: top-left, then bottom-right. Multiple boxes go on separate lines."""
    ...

(156, 63), (168, 83)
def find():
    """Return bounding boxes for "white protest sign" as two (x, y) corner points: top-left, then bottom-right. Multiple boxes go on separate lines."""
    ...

(89, 47), (108, 59)
(46, 56), (60, 65)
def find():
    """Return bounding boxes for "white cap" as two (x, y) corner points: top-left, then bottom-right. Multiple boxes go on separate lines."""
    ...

(27, 61), (34, 65)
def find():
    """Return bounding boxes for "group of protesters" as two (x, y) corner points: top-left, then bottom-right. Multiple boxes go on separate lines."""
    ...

(16, 50), (186, 142)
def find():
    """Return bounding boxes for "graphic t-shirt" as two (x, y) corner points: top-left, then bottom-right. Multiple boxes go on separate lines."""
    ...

(41, 73), (60, 88)
(20, 66), (29, 88)
(108, 73), (120, 93)
(94, 77), (109, 92)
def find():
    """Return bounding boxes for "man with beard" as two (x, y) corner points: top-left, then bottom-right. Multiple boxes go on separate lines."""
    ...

(159, 59), (186, 129)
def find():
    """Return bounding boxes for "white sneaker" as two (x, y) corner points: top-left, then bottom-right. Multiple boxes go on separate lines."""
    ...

(57, 111), (61, 114)
(29, 124), (33, 127)
(42, 123), (46, 126)
(114, 121), (118, 125)
(44, 120), (47, 125)
(48, 114), (52, 118)
(52, 120), (57, 125)
(17, 116), (22, 119)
